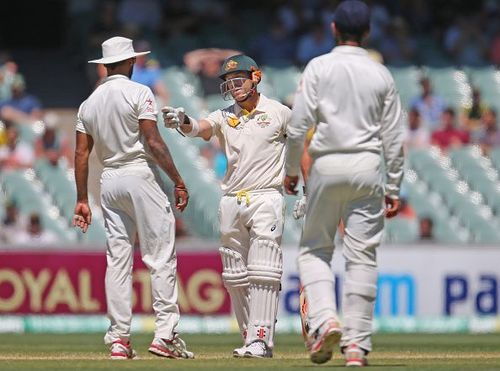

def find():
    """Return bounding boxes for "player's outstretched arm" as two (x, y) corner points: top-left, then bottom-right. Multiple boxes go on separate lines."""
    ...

(74, 131), (94, 232)
(161, 106), (213, 141)
(140, 119), (189, 211)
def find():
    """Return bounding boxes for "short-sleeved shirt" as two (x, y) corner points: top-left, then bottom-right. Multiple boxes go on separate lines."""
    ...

(76, 74), (158, 172)
(205, 94), (290, 195)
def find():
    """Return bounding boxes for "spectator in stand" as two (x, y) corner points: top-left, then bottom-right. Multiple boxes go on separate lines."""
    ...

(444, 16), (489, 66)
(462, 88), (489, 134)
(418, 217), (434, 241)
(184, 48), (241, 97)
(15, 213), (58, 245)
(431, 108), (470, 150)
(0, 124), (34, 170)
(398, 189), (416, 220)
(34, 119), (72, 167)
(378, 17), (417, 66)
(0, 201), (26, 244)
(476, 108), (500, 155)
(117, 0), (162, 32)
(490, 29), (500, 65)
(296, 23), (335, 66)
(249, 20), (296, 66)
(0, 59), (19, 101)
(404, 108), (430, 149)
(131, 41), (169, 106)
(0, 75), (43, 123)
(410, 77), (445, 131)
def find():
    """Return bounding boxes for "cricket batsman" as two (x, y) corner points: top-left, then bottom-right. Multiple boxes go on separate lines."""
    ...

(284, 0), (404, 366)
(162, 54), (291, 358)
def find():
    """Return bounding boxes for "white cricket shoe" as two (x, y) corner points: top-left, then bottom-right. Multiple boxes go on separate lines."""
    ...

(307, 319), (342, 364)
(110, 340), (137, 360)
(243, 340), (273, 358)
(233, 344), (247, 358)
(343, 343), (368, 367)
(148, 334), (194, 359)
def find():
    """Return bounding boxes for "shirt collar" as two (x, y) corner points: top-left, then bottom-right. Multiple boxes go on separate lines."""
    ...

(103, 74), (130, 83)
(233, 94), (268, 117)
(332, 45), (368, 56)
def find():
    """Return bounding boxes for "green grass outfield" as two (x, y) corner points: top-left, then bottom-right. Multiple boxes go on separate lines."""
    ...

(0, 333), (499, 370)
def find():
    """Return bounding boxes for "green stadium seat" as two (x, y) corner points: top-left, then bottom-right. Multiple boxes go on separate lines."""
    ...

(385, 218), (419, 243)
(388, 66), (421, 108)
(0, 170), (76, 242)
(490, 148), (500, 172)
(465, 67), (500, 111)
(34, 159), (76, 222)
(423, 67), (471, 111)
(263, 66), (300, 104)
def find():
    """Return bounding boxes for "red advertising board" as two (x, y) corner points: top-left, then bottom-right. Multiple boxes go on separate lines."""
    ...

(0, 251), (230, 315)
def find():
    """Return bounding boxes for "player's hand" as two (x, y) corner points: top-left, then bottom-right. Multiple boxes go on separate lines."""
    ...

(284, 175), (299, 195)
(162, 106), (185, 129)
(385, 196), (400, 218)
(174, 183), (189, 212)
(293, 194), (307, 219)
(73, 201), (92, 233)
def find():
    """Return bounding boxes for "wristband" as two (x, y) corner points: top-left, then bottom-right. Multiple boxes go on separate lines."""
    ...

(185, 117), (199, 137)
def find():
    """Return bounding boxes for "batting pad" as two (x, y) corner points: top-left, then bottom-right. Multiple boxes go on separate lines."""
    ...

(219, 247), (250, 336)
(246, 239), (283, 347)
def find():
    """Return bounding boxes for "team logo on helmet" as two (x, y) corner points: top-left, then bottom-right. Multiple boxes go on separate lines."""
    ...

(225, 59), (238, 71)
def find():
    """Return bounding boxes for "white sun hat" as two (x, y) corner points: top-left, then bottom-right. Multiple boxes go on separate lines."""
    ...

(88, 36), (150, 64)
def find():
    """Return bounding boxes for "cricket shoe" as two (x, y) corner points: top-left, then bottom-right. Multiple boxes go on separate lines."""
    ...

(307, 319), (342, 364)
(233, 344), (247, 358)
(343, 343), (368, 367)
(110, 340), (137, 360)
(148, 334), (195, 359)
(243, 340), (273, 358)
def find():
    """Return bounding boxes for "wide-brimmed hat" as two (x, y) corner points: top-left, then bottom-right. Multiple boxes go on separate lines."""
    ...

(88, 36), (150, 64)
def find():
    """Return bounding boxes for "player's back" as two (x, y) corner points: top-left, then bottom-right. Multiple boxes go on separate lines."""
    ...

(77, 75), (156, 171)
(305, 45), (398, 158)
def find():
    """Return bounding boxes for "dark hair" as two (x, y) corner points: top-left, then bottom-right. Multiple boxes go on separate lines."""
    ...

(444, 107), (455, 116)
(104, 61), (122, 70)
(335, 27), (368, 44)
(104, 58), (132, 70)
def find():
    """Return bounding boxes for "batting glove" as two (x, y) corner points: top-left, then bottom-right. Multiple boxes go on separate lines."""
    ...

(293, 194), (307, 220)
(162, 106), (185, 129)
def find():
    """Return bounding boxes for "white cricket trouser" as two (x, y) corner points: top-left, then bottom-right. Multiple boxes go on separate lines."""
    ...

(298, 152), (384, 352)
(100, 165), (179, 345)
(219, 189), (284, 348)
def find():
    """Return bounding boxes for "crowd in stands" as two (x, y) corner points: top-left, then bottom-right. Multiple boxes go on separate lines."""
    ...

(67, 0), (500, 73)
(2, 0), (500, 245)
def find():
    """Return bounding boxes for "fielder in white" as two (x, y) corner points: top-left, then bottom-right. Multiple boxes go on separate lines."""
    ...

(284, 1), (404, 366)
(73, 36), (194, 360)
(163, 54), (290, 358)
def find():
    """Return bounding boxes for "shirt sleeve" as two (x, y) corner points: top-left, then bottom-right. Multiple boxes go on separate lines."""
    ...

(75, 101), (87, 134)
(205, 109), (224, 138)
(137, 87), (158, 121)
(285, 61), (318, 176)
(281, 105), (292, 136)
(380, 76), (405, 199)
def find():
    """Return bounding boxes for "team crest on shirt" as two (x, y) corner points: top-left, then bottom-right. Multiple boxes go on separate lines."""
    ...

(145, 98), (154, 112)
(226, 115), (241, 129)
(256, 113), (271, 128)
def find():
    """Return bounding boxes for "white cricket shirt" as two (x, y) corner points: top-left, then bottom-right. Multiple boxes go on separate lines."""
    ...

(286, 45), (404, 198)
(76, 74), (158, 172)
(205, 94), (291, 195)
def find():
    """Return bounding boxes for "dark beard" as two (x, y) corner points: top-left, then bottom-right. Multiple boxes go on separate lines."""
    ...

(127, 64), (134, 78)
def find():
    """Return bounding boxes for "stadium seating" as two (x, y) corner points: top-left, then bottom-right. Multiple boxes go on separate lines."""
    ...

(0, 169), (77, 242)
